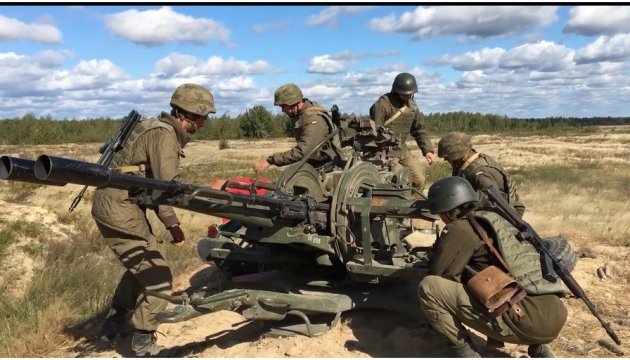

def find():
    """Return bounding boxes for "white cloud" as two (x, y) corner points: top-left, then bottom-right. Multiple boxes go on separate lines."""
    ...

(369, 6), (557, 40)
(252, 21), (290, 34)
(307, 55), (347, 74)
(35, 50), (74, 68)
(215, 76), (256, 91)
(104, 6), (231, 46)
(154, 53), (272, 77)
(307, 50), (399, 74)
(499, 41), (574, 72)
(575, 34), (630, 64)
(40, 59), (128, 91)
(428, 48), (506, 71)
(0, 14), (62, 44)
(564, 6), (630, 36)
(0, 50), (75, 95)
(307, 6), (375, 28)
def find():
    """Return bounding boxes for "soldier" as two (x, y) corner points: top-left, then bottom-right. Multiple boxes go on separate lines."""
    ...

(419, 177), (567, 358)
(254, 83), (340, 172)
(93, 83), (215, 357)
(369, 72), (436, 193)
(437, 131), (526, 215)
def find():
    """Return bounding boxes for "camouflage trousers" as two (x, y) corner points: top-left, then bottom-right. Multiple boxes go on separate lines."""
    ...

(97, 223), (172, 332)
(391, 152), (426, 192)
(418, 275), (524, 346)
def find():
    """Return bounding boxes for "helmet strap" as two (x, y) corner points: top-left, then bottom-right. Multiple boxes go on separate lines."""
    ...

(173, 108), (199, 132)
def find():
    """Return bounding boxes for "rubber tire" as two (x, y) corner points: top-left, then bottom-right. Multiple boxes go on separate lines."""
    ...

(542, 236), (577, 273)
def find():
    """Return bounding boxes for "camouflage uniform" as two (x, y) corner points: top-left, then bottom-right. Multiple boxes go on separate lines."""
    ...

(419, 216), (567, 347)
(438, 132), (525, 215)
(92, 113), (189, 333)
(370, 93), (434, 190)
(268, 85), (339, 168)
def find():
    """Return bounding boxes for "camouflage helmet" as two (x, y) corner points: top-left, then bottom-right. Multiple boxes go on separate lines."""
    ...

(438, 131), (473, 161)
(170, 83), (216, 117)
(274, 83), (303, 106)
(427, 176), (478, 214)
(391, 72), (418, 95)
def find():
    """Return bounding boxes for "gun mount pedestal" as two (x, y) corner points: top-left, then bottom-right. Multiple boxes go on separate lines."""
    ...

(155, 270), (423, 337)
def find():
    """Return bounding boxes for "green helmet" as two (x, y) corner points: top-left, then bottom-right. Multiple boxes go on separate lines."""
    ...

(391, 72), (418, 95)
(427, 176), (478, 214)
(274, 83), (303, 106)
(170, 83), (216, 117)
(438, 131), (472, 161)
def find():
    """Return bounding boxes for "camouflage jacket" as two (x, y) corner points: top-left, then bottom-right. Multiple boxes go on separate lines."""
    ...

(268, 99), (336, 167)
(370, 93), (434, 158)
(453, 151), (526, 215)
(91, 112), (189, 239)
(430, 216), (567, 343)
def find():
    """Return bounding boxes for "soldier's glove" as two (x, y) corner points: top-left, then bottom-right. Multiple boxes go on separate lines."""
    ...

(168, 224), (186, 246)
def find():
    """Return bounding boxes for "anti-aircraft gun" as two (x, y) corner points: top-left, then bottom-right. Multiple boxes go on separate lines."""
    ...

(0, 136), (437, 336)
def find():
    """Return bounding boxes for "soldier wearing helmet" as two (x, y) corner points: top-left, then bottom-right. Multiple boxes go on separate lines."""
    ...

(92, 83), (215, 357)
(419, 177), (567, 358)
(369, 72), (436, 194)
(438, 131), (525, 215)
(255, 83), (341, 172)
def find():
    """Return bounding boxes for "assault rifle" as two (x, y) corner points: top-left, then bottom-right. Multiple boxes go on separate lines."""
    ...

(68, 109), (141, 211)
(484, 185), (622, 345)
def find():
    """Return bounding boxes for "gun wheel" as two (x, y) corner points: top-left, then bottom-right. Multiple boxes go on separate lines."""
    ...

(276, 163), (326, 202)
(330, 162), (382, 260)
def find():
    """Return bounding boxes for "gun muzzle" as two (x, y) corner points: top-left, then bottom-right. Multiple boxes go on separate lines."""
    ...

(0, 155), (67, 186)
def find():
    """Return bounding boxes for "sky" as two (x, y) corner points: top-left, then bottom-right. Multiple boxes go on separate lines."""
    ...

(1, 4), (630, 120)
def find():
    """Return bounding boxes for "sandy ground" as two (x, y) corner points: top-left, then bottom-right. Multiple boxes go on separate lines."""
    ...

(1, 131), (629, 358)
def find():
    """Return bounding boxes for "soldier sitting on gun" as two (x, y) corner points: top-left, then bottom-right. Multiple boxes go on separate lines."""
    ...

(418, 177), (567, 358)
(94, 83), (215, 357)
(438, 131), (526, 215)
(369, 72), (436, 194)
(254, 83), (342, 172)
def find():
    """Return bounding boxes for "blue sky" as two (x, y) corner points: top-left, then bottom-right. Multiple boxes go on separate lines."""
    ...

(1, 5), (630, 120)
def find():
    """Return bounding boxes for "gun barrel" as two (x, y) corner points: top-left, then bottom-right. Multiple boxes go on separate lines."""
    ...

(34, 155), (310, 225)
(0, 156), (67, 186)
(34, 155), (187, 193)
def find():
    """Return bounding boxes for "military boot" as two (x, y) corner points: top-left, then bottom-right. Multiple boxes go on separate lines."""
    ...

(131, 330), (176, 357)
(98, 306), (128, 342)
(450, 342), (481, 358)
(528, 344), (555, 358)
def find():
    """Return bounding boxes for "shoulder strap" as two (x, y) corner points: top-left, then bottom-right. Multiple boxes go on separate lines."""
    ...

(456, 152), (480, 176)
(384, 105), (409, 126)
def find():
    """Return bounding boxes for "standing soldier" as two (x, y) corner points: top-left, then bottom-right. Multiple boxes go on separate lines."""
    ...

(369, 72), (436, 194)
(94, 83), (215, 357)
(254, 83), (340, 172)
(437, 131), (526, 215)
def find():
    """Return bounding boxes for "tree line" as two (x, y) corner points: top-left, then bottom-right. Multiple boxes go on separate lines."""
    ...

(1, 107), (628, 145)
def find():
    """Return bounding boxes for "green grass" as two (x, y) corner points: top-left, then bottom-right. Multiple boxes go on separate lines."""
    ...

(0, 220), (46, 258)
(4, 182), (43, 203)
(513, 163), (630, 201)
(181, 161), (282, 185)
(0, 213), (120, 356)
(424, 161), (452, 186)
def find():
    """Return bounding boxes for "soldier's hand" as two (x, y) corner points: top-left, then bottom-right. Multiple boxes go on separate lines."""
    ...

(425, 152), (437, 165)
(168, 224), (186, 247)
(254, 158), (270, 172)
